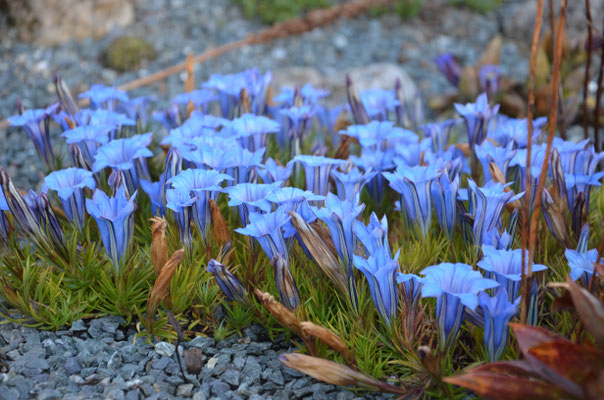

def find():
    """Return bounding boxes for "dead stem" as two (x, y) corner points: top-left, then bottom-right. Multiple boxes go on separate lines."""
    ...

(594, 12), (604, 154)
(583, 0), (593, 140)
(520, 0), (545, 325)
(525, 0), (568, 324)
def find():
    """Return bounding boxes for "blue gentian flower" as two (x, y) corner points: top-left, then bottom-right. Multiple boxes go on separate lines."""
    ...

(160, 147), (183, 205)
(431, 172), (460, 239)
(293, 155), (346, 196)
(266, 187), (324, 213)
(230, 114), (280, 152)
(85, 187), (137, 271)
(422, 120), (457, 153)
(478, 287), (519, 361)
(394, 83), (423, 130)
(62, 125), (112, 166)
(359, 89), (401, 121)
(341, 121), (417, 151)
(256, 158), (293, 184)
(421, 262), (499, 348)
(207, 259), (247, 303)
(353, 249), (400, 328)
(171, 89), (217, 114)
(153, 104), (182, 130)
(434, 53), (461, 86)
(488, 116), (547, 148)
(203, 68), (271, 117)
(165, 186), (198, 249)
(222, 145), (265, 184)
(475, 140), (516, 182)
(351, 148), (396, 203)
(396, 273), (424, 308)
(279, 105), (315, 143)
(26, 191), (66, 253)
(140, 180), (164, 216)
(223, 182), (282, 226)
(312, 193), (366, 313)
(8, 103), (60, 170)
(564, 248), (600, 285)
(118, 96), (155, 127)
(353, 212), (389, 255)
(466, 180), (523, 246)
(272, 253), (301, 310)
(235, 206), (291, 261)
(92, 133), (154, 193)
(477, 245), (547, 302)
(168, 169), (233, 245)
(331, 166), (377, 202)
(43, 168), (96, 231)
(478, 65), (502, 97)
(454, 93), (499, 149)
(384, 164), (442, 237)
(72, 109), (136, 139)
(78, 84), (129, 110)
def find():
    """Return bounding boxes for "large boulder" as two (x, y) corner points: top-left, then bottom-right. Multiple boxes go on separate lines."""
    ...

(1, 0), (135, 45)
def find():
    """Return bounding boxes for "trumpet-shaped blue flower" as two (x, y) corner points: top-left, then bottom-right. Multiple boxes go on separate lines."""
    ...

(353, 212), (390, 255)
(396, 273), (424, 308)
(171, 89), (217, 114)
(431, 172), (460, 239)
(43, 168), (96, 231)
(71, 109), (136, 139)
(118, 96), (155, 127)
(466, 180), (523, 246)
(564, 248), (600, 285)
(434, 53), (461, 86)
(359, 89), (400, 121)
(79, 84), (128, 110)
(279, 105), (315, 142)
(152, 105), (182, 130)
(313, 193), (365, 312)
(257, 158), (293, 184)
(454, 93), (499, 149)
(477, 245), (547, 302)
(422, 120), (457, 153)
(488, 116), (547, 148)
(479, 288), (519, 361)
(475, 140), (516, 182)
(62, 125), (112, 166)
(341, 121), (417, 150)
(235, 206), (291, 261)
(222, 145), (265, 184)
(168, 169), (232, 245)
(8, 103), (59, 170)
(203, 68), (271, 117)
(384, 164), (442, 237)
(421, 263), (499, 348)
(165, 186), (198, 249)
(230, 114), (280, 152)
(331, 166), (377, 201)
(85, 187), (137, 271)
(140, 180), (164, 216)
(293, 155), (346, 196)
(353, 249), (400, 327)
(223, 182), (282, 226)
(266, 187), (324, 213)
(92, 133), (154, 193)
(207, 259), (247, 303)
(351, 148), (396, 203)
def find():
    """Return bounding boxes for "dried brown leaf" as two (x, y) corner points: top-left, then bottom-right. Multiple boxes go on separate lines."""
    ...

(300, 322), (355, 367)
(564, 276), (604, 349)
(477, 35), (502, 68)
(149, 217), (168, 276)
(253, 289), (303, 337)
(146, 249), (184, 321)
(209, 199), (230, 246)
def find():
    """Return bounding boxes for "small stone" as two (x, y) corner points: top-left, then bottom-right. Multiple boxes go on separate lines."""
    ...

(105, 388), (125, 400)
(64, 357), (81, 375)
(125, 389), (141, 400)
(210, 381), (230, 397)
(192, 391), (207, 400)
(69, 375), (85, 384)
(151, 357), (171, 370)
(222, 369), (240, 387)
(188, 336), (215, 350)
(336, 391), (356, 400)
(0, 388), (20, 400)
(155, 342), (175, 358)
(107, 352), (124, 370)
(333, 34), (349, 49)
(69, 320), (86, 333)
(176, 383), (194, 397)
(38, 389), (61, 400)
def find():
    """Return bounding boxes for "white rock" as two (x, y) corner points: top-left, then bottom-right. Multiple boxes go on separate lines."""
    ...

(155, 341), (176, 357)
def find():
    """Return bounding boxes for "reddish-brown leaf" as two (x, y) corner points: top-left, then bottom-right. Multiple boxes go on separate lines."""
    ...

(468, 360), (540, 379)
(444, 372), (567, 400)
(564, 276), (604, 349)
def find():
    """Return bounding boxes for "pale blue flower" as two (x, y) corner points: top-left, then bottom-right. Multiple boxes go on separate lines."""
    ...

(165, 186), (198, 250)
(454, 93), (499, 149)
(564, 248), (600, 284)
(223, 182), (282, 226)
(256, 158), (293, 185)
(230, 113), (280, 152)
(293, 155), (346, 196)
(421, 262), (499, 349)
(62, 125), (112, 166)
(85, 187), (137, 271)
(331, 166), (377, 201)
(235, 206), (291, 262)
(479, 288), (519, 361)
(207, 259), (247, 303)
(79, 84), (128, 110)
(359, 89), (400, 121)
(43, 168), (96, 231)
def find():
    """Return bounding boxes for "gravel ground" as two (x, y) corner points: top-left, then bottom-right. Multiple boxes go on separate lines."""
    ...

(0, 0), (535, 189)
(0, 316), (395, 400)
(0, 0), (588, 398)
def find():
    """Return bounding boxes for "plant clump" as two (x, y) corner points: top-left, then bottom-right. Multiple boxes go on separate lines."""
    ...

(102, 36), (157, 72)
